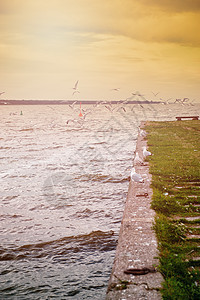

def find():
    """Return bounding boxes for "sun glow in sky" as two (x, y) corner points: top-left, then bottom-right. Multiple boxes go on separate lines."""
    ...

(0, 0), (200, 101)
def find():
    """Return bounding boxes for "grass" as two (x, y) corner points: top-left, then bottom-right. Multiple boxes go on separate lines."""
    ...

(145, 120), (200, 299)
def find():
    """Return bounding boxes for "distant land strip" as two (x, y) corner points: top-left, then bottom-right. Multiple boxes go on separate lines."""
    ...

(0, 99), (161, 105)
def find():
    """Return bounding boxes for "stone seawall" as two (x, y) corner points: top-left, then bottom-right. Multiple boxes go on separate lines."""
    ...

(106, 123), (163, 300)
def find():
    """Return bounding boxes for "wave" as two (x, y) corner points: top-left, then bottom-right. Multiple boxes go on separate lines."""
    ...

(74, 173), (129, 183)
(0, 213), (22, 220)
(74, 208), (105, 219)
(0, 230), (116, 261)
(19, 128), (34, 132)
(96, 128), (121, 133)
(0, 146), (12, 150)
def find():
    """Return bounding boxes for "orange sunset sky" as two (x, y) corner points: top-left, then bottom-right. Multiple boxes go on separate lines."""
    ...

(0, 0), (200, 101)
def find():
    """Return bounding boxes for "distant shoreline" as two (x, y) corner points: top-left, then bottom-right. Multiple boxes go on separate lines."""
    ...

(0, 99), (161, 105)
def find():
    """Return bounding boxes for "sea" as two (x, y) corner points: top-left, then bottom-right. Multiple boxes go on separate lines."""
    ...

(1, 101), (199, 299)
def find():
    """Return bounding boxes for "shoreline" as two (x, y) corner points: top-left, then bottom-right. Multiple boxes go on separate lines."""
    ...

(0, 99), (161, 105)
(106, 122), (163, 300)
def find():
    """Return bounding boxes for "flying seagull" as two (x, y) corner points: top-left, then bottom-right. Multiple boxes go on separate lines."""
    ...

(116, 106), (126, 112)
(72, 90), (80, 96)
(152, 91), (159, 97)
(111, 88), (120, 91)
(73, 80), (79, 90)
(68, 101), (77, 109)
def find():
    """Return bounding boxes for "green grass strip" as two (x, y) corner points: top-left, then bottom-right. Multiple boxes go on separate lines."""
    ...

(145, 120), (200, 299)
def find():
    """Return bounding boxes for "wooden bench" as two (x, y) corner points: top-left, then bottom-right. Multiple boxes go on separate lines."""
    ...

(176, 116), (199, 121)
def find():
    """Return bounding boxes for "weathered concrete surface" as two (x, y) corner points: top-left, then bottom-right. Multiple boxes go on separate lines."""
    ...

(106, 124), (163, 300)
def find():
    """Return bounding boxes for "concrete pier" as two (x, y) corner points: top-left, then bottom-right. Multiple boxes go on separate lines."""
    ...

(106, 124), (163, 299)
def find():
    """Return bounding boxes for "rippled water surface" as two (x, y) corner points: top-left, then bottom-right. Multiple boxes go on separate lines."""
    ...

(1, 102), (199, 299)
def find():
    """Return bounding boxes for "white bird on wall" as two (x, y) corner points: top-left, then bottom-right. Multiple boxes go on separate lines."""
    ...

(133, 152), (144, 166)
(130, 167), (144, 183)
(143, 146), (152, 158)
(139, 128), (147, 137)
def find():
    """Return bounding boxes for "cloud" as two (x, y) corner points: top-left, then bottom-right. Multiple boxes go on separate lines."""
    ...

(0, 0), (22, 14)
(138, 0), (200, 12)
(123, 12), (200, 46)
(0, 0), (200, 100)
(1, 0), (200, 47)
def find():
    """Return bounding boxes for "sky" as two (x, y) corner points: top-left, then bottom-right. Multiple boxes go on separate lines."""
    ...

(0, 0), (200, 101)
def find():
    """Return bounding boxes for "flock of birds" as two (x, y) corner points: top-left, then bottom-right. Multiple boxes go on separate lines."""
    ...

(65, 98), (132, 127)
(1, 83), (196, 127)
(130, 128), (152, 183)
(70, 81), (196, 105)
(64, 81), (196, 128)
(1, 83), (196, 183)
(0, 82), (196, 106)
